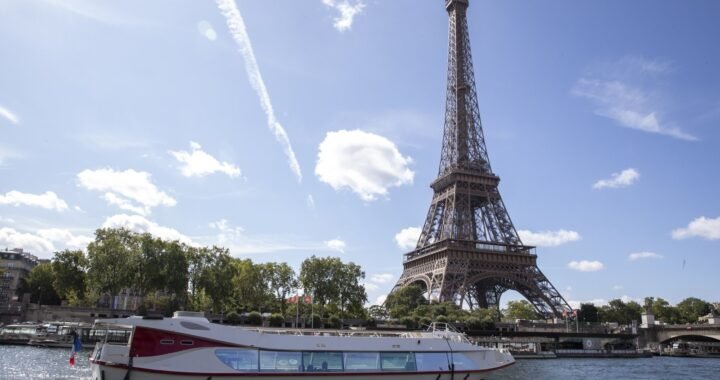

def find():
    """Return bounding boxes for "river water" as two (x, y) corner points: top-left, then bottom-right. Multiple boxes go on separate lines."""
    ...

(1, 345), (719, 379)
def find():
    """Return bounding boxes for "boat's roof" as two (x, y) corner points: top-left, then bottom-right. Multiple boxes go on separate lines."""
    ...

(93, 314), (472, 344)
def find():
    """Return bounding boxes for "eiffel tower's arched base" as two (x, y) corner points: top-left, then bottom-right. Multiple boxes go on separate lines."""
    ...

(393, 240), (570, 319)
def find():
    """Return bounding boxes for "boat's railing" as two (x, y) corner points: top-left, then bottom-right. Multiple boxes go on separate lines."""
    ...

(422, 322), (471, 343)
(243, 327), (409, 338)
(241, 322), (472, 344)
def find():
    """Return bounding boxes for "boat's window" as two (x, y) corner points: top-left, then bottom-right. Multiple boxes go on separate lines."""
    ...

(344, 352), (379, 371)
(415, 352), (449, 371)
(215, 349), (259, 372)
(450, 352), (480, 371)
(160, 339), (174, 345)
(303, 351), (343, 372)
(259, 350), (303, 372)
(180, 340), (194, 346)
(380, 352), (416, 371)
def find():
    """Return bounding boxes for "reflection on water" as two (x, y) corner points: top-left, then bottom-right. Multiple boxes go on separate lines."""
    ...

(1, 345), (719, 380)
(0, 345), (92, 379)
(488, 357), (720, 380)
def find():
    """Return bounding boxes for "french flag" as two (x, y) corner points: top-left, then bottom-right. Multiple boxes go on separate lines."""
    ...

(69, 332), (83, 367)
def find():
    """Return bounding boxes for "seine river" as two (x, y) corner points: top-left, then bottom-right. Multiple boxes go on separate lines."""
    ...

(1, 345), (719, 379)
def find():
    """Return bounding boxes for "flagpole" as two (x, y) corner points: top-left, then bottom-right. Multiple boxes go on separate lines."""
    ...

(310, 291), (314, 329)
(296, 292), (300, 328)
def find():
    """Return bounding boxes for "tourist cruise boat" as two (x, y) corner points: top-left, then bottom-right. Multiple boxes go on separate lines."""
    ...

(0, 323), (42, 345)
(28, 321), (93, 348)
(90, 311), (514, 379)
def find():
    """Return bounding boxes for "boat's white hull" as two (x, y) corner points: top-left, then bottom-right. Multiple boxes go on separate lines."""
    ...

(91, 361), (514, 380)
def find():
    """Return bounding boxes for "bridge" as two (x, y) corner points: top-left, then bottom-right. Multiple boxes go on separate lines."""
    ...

(640, 324), (720, 346)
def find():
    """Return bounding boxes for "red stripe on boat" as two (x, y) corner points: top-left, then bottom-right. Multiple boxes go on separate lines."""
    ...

(131, 326), (235, 357)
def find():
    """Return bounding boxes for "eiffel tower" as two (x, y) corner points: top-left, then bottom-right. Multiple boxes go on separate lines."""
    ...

(392, 0), (571, 318)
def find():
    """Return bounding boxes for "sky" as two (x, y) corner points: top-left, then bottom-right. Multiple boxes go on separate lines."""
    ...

(1, 0), (719, 309)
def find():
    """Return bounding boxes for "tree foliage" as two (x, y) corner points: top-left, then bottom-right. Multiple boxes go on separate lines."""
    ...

(51, 249), (88, 301)
(676, 297), (711, 323)
(299, 255), (367, 317)
(598, 299), (643, 325)
(384, 285), (427, 319)
(502, 300), (541, 321)
(578, 303), (599, 323)
(19, 263), (61, 305)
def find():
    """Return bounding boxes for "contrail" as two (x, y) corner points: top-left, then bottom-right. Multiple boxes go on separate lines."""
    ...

(216, 0), (303, 182)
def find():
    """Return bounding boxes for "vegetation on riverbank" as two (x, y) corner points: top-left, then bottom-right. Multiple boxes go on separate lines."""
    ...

(16, 228), (717, 327)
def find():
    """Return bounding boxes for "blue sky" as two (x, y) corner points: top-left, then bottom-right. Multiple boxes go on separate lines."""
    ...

(1, 0), (718, 308)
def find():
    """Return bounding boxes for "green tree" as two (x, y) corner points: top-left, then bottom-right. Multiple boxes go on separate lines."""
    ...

(161, 240), (190, 306)
(336, 261), (367, 318)
(598, 299), (643, 325)
(384, 285), (427, 319)
(87, 228), (140, 302)
(186, 246), (213, 310)
(502, 300), (541, 321)
(51, 249), (88, 301)
(299, 256), (367, 317)
(232, 259), (270, 311)
(263, 262), (298, 315)
(464, 308), (496, 330)
(20, 263), (61, 305)
(579, 303), (599, 323)
(676, 297), (711, 324)
(651, 298), (680, 324)
(247, 311), (263, 326)
(200, 247), (236, 313)
(367, 305), (389, 320)
(268, 313), (285, 327)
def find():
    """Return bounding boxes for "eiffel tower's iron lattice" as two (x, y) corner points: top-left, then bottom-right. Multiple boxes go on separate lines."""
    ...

(393, 0), (571, 318)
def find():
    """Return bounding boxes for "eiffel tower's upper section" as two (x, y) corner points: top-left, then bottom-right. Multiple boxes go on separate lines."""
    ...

(439, 0), (492, 177)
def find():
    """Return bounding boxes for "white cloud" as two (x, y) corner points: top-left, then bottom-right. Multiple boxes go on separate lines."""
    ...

(628, 251), (663, 261)
(321, 0), (365, 32)
(672, 216), (720, 240)
(593, 168), (640, 189)
(363, 282), (379, 292)
(568, 260), (605, 272)
(394, 227), (420, 250)
(374, 294), (388, 305)
(613, 285), (623, 290)
(170, 141), (241, 178)
(518, 229), (581, 247)
(370, 273), (394, 284)
(102, 192), (147, 215)
(316, 130), (414, 201)
(215, 0), (302, 182)
(103, 214), (194, 245)
(77, 168), (176, 215)
(572, 78), (697, 141)
(0, 190), (68, 212)
(207, 219), (339, 255)
(197, 20), (217, 41)
(324, 238), (346, 253)
(0, 227), (92, 257)
(0, 105), (19, 125)
(0, 227), (54, 255)
(36, 228), (93, 249)
(306, 194), (315, 209)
